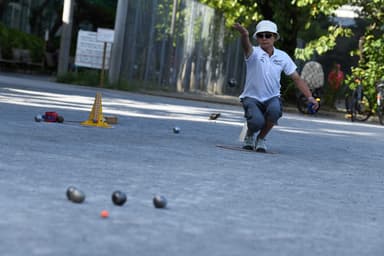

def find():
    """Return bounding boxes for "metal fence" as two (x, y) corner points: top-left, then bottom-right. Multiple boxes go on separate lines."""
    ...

(117, 0), (245, 96)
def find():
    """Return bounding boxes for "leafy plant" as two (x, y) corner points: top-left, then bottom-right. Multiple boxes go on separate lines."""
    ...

(295, 26), (352, 60)
(56, 69), (100, 86)
(0, 22), (44, 60)
(347, 0), (384, 105)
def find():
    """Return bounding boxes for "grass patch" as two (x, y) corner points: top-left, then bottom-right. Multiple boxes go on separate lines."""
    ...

(56, 69), (100, 87)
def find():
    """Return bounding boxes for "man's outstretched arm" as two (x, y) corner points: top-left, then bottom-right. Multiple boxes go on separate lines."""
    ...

(232, 23), (253, 58)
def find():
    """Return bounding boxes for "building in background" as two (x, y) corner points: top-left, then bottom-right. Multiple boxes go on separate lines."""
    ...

(332, 5), (362, 27)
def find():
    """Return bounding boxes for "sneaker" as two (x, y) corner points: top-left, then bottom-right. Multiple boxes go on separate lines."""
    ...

(243, 135), (255, 150)
(255, 137), (267, 152)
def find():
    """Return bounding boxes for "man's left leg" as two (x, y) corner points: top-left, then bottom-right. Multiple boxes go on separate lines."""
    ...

(255, 97), (282, 152)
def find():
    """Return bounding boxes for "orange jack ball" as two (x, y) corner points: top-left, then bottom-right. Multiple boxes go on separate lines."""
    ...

(100, 210), (109, 218)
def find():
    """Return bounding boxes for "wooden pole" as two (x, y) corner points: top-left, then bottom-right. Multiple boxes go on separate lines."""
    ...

(99, 42), (107, 87)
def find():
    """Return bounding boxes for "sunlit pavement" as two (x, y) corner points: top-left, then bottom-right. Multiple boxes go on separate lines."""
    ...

(1, 73), (383, 256)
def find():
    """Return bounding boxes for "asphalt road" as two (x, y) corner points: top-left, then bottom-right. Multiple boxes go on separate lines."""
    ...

(0, 73), (383, 256)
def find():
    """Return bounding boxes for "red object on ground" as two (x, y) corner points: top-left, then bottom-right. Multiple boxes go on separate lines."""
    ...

(100, 210), (109, 218)
(44, 111), (58, 122)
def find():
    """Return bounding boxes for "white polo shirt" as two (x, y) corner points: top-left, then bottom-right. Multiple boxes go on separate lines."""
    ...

(239, 46), (297, 102)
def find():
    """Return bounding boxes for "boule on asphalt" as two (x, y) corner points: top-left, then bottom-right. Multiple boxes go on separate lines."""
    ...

(153, 195), (167, 209)
(56, 116), (64, 123)
(111, 190), (127, 206)
(66, 186), (77, 200)
(68, 187), (86, 203)
(173, 127), (180, 133)
(209, 113), (221, 120)
(34, 114), (43, 122)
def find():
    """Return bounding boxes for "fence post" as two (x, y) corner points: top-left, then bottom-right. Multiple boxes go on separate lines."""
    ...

(57, 0), (74, 76)
(108, 0), (129, 86)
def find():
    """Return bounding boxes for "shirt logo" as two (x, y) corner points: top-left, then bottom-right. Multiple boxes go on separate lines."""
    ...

(273, 59), (283, 66)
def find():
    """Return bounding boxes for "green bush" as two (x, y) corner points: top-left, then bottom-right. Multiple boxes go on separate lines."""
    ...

(57, 69), (101, 87)
(0, 22), (44, 61)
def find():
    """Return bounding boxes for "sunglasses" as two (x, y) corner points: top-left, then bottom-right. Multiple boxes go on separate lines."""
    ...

(256, 32), (274, 39)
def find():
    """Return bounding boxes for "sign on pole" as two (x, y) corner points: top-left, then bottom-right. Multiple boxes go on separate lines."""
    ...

(75, 30), (112, 69)
(97, 28), (115, 43)
(97, 28), (115, 87)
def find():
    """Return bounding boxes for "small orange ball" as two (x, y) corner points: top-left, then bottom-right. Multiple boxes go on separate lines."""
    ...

(100, 210), (109, 218)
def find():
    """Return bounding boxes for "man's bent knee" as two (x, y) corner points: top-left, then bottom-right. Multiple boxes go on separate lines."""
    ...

(265, 97), (282, 124)
(247, 116), (265, 133)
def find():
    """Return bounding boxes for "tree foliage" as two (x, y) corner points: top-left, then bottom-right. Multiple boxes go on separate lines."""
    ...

(29, 0), (117, 54)
(347, 0), (384, 102)
(198, 0), (350, 59)
(199, 0), (383, 104)
(295, 26), (352, 60)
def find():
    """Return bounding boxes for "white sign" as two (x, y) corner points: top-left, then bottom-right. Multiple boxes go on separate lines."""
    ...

(97, 28), (115, 43)
(75, 30), (112, 69)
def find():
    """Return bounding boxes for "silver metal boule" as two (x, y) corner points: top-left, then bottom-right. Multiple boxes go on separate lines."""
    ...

(66, 186), (77, 200)
(69, 188), (85, 203)
(153, 195), (167, 208)
(173, 127), (180, 133)
(35, 114), (43, 122)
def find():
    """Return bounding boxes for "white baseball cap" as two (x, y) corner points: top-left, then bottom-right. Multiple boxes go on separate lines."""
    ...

(253, 20), (280, 40)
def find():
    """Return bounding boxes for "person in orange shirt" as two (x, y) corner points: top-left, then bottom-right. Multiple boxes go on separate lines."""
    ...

(327, 63), (344, 105)
(328, 63), (344, 91)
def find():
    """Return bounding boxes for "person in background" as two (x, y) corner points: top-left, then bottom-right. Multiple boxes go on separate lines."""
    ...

(233, 20), (319, 152)
(328, 63), (344, 91)
(327, 63), (345, 107)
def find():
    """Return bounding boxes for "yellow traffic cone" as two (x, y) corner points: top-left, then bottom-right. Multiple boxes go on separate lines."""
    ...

(81, 92), (111, 128)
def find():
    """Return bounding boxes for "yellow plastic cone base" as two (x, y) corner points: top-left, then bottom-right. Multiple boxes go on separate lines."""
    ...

(81, 92), (111, 128)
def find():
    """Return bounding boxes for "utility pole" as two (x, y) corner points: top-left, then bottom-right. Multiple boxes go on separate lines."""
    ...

(108, 0), (129, 86)
(58, 0), (74, 76)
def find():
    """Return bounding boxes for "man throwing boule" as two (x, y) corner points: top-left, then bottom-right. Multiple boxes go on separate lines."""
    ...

(233, 20), (318, 152)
